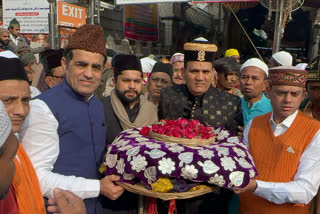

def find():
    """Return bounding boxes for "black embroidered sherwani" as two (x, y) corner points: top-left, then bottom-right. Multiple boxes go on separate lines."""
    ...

(158, 84), (243, 134)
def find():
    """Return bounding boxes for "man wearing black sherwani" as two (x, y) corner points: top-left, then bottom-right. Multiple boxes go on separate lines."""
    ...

(158, 37), (243, 213)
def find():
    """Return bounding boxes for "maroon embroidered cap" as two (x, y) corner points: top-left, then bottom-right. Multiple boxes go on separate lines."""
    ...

(269, 66), (308, 87)
(66, 24), (106, 57)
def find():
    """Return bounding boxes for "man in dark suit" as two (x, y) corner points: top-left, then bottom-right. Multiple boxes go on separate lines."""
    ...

(159, 37), (243, 134)
(101, 54), (158, 214)
(158, 37), (243, 213)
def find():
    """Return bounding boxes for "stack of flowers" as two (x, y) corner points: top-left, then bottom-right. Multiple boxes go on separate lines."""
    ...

(140, 119), (216, 147)
(141, 118), (215, 140)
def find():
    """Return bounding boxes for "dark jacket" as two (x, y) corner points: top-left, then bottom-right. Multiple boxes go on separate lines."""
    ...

(159, 84), (243, 134)
(158, 84), (243, 214)
(100, 96), (138, 214)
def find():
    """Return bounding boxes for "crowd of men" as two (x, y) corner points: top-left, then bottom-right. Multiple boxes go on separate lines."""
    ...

(0, 22), (319, 214)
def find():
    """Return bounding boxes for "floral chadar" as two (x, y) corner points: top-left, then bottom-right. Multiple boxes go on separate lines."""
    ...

(104, 119), (258, 213)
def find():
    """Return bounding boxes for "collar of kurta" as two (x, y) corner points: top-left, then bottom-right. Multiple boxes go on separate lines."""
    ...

(243, 93), (268, 109)
(270, 110), (298, 128)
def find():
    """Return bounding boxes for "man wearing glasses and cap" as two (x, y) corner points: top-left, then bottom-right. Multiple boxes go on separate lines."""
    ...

(147, 62), (173, 105)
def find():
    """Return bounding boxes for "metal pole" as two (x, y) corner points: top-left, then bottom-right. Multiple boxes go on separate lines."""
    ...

(96, 0), (101, 24)
(48, 1), (56, 48)
(89, 0), (95, 24)
(273, 0), (284, 53)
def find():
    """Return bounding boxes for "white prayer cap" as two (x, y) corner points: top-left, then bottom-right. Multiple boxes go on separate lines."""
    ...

(193, 37), (209, 42)
(295, 63), (308, 70)
(240, 58), (269, 76)
(140, 57), (156, 74)
(272, 51), (293, 66)
(0, 100), (12, 148)
(170, 53), (184, 64)
(0, 50), (18, 59)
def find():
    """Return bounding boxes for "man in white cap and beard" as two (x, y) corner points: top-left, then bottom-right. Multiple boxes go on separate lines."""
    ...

(240, 58), (273, 125)
(268, 51), (293, 68)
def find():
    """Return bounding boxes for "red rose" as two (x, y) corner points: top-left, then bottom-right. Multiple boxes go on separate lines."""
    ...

(180, 128), (187, 137)
(140, 127), (151, 137)
(186, 132), (196, 139)
(190, 120), (200, 128)
(176, 118), (188, 128)
(152, 125), (159, 133)
(163, 124), (172, 133)
(184, 127), (192, 135)
(172, 127), (182, 138)
(166, 120), (175, 126)
(157, 127), (164, 134)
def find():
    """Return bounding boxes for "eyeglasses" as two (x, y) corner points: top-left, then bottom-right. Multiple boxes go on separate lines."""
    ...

(51, 75), (65, 80)
(150, 77), (170, 85)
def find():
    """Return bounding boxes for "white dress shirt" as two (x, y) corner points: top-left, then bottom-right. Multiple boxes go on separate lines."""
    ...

(243, 110), (320, 204)
(29, 86), (41, 98)
(19, 99), (100, 199)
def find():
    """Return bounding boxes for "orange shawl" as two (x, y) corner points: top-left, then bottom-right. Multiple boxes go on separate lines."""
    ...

(12, 143), (46, 214)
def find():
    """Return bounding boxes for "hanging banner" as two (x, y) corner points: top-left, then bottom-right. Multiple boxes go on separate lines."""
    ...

(2, 0), (49, 33)
(117, 0), (187, 5)
(57, 1), (86, 28)
(124, 4), (159, 42)
(192, 0), (258, 2)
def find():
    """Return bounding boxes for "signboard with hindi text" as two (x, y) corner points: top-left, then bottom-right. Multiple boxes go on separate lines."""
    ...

(124, 4), (159, 41)
(117, 0), (188, 5)
(57, 1), (86, 28)
(2, 0), (49, 33)
(192, 0), (258, 2)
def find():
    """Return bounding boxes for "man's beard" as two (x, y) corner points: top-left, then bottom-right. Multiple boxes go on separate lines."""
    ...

(0, 40), (9, 46)
(115, 88), (141, 105)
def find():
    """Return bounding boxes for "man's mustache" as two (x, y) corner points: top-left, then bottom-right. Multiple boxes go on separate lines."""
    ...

(124, 90), (138, 94)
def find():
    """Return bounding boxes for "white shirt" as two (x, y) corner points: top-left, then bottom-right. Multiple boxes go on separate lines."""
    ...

(10, 33), (18, 46)
(243, 110), (320, 204)
(30, 86), (41, 98)
(19, 99), (100, 199)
